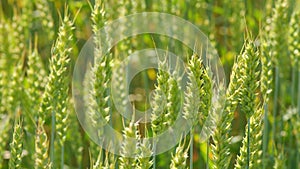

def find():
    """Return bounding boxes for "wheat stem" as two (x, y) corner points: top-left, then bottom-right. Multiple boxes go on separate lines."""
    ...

(206, 139), (209, 169)
(298, 70), (300, 116)
(262, 103), (269, 169)
(247, 118), (250, 169)
(272, 66), (279, 149)
(190, 129), (193, 169)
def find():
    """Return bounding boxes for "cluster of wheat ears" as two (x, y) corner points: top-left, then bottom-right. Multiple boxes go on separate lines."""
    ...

(0, 0), (300, 168)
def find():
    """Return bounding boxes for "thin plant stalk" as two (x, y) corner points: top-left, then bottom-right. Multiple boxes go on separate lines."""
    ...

(61, 144), (64, 169)
(297, 69), (300, 116)
(247, 118), (250, 169)
(190, 129), (193, 169)
(206, 139), (209, 169)
(297, 69), (300, 169)
(263, 103), (269, 169)
(153, 142), (156, 169)
(273, 66), (279, 149)
(292, 66), (296, 104)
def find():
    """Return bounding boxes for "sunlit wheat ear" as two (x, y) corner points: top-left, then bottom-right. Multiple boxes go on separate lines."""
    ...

(135, 122), (153, 169)
(183, 54), (212, 127)
(170, 136), (190, 169)
(38, 13), (74, 120)
(9, 118), (24, 169)
(211, 50), (243, 169)
(151, 52), (182, 134)
(91, 0), (107, 47)
(51, 11), (74, 147)
(87, 52), (112, 138)
(119, 116), (139, 169)
(34, 122), (51, 169)
(88, 0), (112, 140)
(151, 54), (169, 135)
(289, 11), (300, 70)
(136, 137), (153, 169)
(250, 108), (264, 168)
(111, 59), (128, 114)
(238, 39), (260, 118)
(235, 107), (264, 169)
(234, 39), (261, 169)
(260, 37), (273, 102)
(165, 67), (182, 128)
(36, 8), (74, 167)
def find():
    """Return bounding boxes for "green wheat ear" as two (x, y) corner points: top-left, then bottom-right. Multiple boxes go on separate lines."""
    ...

(183, 54), (212, 127)
(119, 116), (139, 169)
(235, 107), (264, 169)
(211, 47), (243, 169)
(37, 8), (74, 167)
(234, 39), (261, 169)
(52, 11), (75, 146)
(87, 0), (112, 140)
(9, 118), (24, 169)
(170, 136), (190, 169)
(238, 39), (260, 118)
(34, 122), (51, 169)
(260, 36), (273, 103)
(151, 54), (169, 135)
(136, 136), (153, 169)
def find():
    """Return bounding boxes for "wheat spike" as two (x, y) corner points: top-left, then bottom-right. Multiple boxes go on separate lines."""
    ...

(9, 118), (24, 169)
(34, 122), (51, 169)
(170, 136), (189, 169)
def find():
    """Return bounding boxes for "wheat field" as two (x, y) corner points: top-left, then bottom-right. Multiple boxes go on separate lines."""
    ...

(0, 0), (300, 168)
